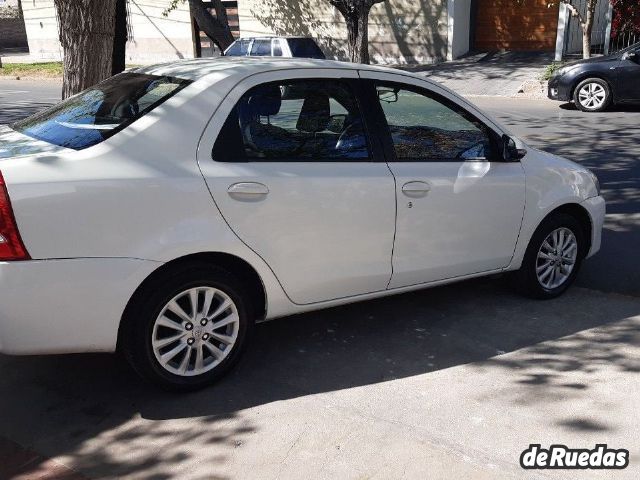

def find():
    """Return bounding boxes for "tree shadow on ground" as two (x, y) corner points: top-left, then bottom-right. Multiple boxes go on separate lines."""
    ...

(0, 100), (55, 124)
(0, 278), (638, 478)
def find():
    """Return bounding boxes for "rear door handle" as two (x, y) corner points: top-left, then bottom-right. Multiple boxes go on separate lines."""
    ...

(227, 182), (269, 199)
(402, 181), (431, 198)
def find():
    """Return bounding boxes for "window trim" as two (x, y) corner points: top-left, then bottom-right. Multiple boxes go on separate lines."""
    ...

(211, 77), (377, 163)
(271, 38), (283, 56)
(363, 80), (503, 163)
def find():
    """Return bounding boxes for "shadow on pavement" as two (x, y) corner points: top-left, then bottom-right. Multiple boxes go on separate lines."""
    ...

(0, 101), (55, 124)
(0, 279), (638, 478)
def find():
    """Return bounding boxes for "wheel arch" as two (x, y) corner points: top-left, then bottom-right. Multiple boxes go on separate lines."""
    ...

(117, 252), (267, 351)
(535, 203), (593, 258)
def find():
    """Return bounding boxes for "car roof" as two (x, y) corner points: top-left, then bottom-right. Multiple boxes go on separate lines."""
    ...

(132, 57), (408, 83)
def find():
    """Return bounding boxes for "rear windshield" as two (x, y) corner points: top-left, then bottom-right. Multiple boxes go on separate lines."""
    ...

(11, 72), (191, 150)
(288, 38), (325, 59)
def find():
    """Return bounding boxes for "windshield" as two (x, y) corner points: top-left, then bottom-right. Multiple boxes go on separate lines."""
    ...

(11, 73), (191, 150)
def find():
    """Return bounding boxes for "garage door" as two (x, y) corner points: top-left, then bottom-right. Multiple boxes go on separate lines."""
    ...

(474, 0), (559, 51)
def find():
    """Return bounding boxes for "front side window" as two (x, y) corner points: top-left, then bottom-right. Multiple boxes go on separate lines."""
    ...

(375, 84), (495, 161)
(212, 79), (370, 162)
(11, 73), (191, 150)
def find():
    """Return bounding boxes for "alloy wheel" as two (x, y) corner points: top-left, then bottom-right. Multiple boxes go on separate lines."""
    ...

(151, 286), (239, 376)
(578, 83), (606, 110)
(536, 227), (578, 290)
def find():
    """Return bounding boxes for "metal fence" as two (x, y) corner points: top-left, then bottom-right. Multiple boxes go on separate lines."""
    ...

(609, 31), (639, 54)
(564, 0), (639, 57)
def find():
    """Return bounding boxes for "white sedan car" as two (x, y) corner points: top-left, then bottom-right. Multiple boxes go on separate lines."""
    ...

(0, 58), (605, 390)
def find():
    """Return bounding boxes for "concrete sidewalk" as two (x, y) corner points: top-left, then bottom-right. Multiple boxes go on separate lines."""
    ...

(399, 51), (554, 97)
(1, 280), (638, 479)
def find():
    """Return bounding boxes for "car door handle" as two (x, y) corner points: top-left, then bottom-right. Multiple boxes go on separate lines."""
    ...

(227, 182), (269, 198)
(402, 181), (431, 198)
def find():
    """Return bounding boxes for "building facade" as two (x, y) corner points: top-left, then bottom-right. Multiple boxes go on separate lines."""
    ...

(7, 0), (615, 65)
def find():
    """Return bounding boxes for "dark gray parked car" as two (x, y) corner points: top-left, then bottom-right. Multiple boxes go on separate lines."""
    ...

(548, 41), (640, 112)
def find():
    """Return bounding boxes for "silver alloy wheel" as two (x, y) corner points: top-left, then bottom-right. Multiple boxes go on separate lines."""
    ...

(536, 227), (578, 290)
(578, 82), (606, 110)
(151, 286), (239, 377)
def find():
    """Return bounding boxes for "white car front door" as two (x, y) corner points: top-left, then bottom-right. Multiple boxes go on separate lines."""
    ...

(360, 71), (526, 288)
(197, 70), (396, 304)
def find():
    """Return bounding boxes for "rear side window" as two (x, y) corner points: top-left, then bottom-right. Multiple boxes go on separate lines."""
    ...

(212, 79), (370, 162)
(225, 39), (250, 56)
(251, 39), (272, 56)
(287, 38), (325, 59)
(11, 73), (191, 150)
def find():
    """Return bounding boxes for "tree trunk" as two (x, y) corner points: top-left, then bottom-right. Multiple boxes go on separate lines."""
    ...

(340, 6), (372, 63)
(329, 0), (384, 64)
(112, 0), (127, 75)
(581, 0), (598, 59)
(54, 0), (117, 99)
(189, 0), (234, 53)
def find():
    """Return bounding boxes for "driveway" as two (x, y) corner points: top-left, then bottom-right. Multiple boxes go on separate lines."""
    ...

(1, 82), (639, 479)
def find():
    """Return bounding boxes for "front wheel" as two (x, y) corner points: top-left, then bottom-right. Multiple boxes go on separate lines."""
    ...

(573, 78), (611, 112)
(513, 213), (586, 299)
(121, 263), (253, 391)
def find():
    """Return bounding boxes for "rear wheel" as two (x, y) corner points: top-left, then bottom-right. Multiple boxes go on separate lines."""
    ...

(121, 263), (253, 391)
(513, 213), (586, 299)
(573, 78), (611, 112)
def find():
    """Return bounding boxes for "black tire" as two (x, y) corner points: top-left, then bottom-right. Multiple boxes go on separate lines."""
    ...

(120, 262), (253, 391)
(573, 78), (612, 112)
(513, 213), (586, 300)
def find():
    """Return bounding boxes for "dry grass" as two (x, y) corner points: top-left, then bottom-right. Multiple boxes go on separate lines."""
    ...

(0, 62), (63, 78)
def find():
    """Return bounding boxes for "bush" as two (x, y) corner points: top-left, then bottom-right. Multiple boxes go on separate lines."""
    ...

(540, 62), (564, 81)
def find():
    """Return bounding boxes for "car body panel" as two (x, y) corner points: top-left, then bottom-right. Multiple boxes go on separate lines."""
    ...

(0, 258), (159, 354)
(615, 54), (640, 100)
(508, 147), (604, 269)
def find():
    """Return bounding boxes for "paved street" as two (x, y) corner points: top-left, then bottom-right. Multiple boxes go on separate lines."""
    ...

(1, 79), (640, 479)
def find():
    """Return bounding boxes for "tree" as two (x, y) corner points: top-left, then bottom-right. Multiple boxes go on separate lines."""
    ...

(326, 0), (386, 64)
(54, 0), (118, 99)
(610, 0), (640, 39)
(164, 0), (235, 52)
(562, 0), (599, 59)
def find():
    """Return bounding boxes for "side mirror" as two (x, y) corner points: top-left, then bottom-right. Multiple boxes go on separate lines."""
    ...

(502, 135), (527, 161)
(622, 51), (638, 62)
(377, 88), (399, 103)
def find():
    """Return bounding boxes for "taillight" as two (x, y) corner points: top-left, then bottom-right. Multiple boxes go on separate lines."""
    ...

(0, 171), (30, 261)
